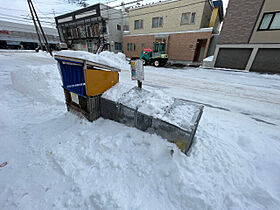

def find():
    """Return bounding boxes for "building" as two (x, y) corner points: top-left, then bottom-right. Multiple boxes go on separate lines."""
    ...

(0, 20), (59, 50)
(213, 0), (280, 73)
(123, 0), (223, 64)
(55, 3), (128, 53)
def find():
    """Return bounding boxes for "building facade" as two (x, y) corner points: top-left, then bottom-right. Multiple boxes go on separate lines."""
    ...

(123, 0), (223, 64)
(55, 3), (128, 53)
(213, 0), (280, 73)
(0, 20), (59, 50)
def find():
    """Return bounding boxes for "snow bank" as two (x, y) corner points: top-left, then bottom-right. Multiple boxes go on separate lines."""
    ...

(203, 56), (214, 62)
(11, 64), (64, 105)
(50, 118), (207, 210)
(202, 56), (214, 68)
(54, 50), (130, 70)
(103, 83), (202, 130)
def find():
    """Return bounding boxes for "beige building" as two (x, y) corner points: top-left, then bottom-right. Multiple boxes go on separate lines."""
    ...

(214, 0), (280, 73)
(250, 0), (280, 44)
(123, 0), (223, 64)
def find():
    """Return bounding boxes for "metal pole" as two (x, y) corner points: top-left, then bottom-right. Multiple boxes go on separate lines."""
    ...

(28, 0), (53, 56)
(27, 0), (43, 50)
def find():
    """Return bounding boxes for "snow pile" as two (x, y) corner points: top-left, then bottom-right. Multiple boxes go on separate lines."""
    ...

(54, 50), (130, 70)
(1, 51), (280, 210)
(202, 55), (214, 68)
(99, 51), (129, 70)
(203, 56), (214, 62)
(11, 64), (64, 105)
(103, 83), (202, 129)
(50, 118), (204, 210)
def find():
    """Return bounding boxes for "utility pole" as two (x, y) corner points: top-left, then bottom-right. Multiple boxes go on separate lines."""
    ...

(27, 1), (43, 51)
(27, 0), (53, 56)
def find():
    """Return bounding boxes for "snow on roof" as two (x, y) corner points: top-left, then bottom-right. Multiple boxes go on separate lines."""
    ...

(0, 20), (58, 36)
(54, 50), (129, 71)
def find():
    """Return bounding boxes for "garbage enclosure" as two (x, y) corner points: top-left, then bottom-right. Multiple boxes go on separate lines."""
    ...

(54, 54), (121, 121)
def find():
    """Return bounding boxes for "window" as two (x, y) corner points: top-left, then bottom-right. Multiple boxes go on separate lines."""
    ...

(86, 25), (92, 37)
(191, 12), (196, 24)
(270, 13), (280, 29)
(181, 12), (196, 25)
(115, 42), (122, 51)
(160, 44), (166, 53)
(259, 12), (280, 30)
(134, 20), (143, 30)
(72, 28), (78, 39)
(123, 25), (129, 31)
(127, 43), (136, 51)
(152, 17), (163, 28)
(87, 40), (93, 53)
(102, 22), (107, 34)
(181, 12), (190, 25)
(117, 24), (121, 31)
(153, 44), (159, 52)
(77, 27), (81, 38)
(64, 27), (72, 39)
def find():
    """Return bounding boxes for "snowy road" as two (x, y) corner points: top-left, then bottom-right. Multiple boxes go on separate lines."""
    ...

(0, 51), (280, 210)
(120, 66), (280, 126)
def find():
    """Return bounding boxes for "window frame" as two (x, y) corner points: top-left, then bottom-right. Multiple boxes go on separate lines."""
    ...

(152, 17), (163, 28)
(258, 11), (280, 31)
(134, 20), (143, 30)
(181, 12), (196, 25)
(191, 12), (196, 24)
(127, 43), (136, 51)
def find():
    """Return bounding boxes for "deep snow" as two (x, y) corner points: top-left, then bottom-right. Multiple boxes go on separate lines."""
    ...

(103, 83), (202, 130)
(0, 51), (280, 210)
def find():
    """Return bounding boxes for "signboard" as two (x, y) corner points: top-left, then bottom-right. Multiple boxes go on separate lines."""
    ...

(70, 92), (79, 104)
(75, 10), (97, 19)
(0, 30), (9, 34)
(131, 60), (144, 81)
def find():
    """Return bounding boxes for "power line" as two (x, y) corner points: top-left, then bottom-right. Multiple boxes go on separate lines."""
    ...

(56, 0), (208, 23)
(0, 13), (55, 24)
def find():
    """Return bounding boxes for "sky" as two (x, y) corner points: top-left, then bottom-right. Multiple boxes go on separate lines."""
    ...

(0, 0), (229, 28)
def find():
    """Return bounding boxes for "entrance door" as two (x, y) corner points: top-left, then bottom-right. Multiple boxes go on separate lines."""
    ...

(193, 39), (207, 62)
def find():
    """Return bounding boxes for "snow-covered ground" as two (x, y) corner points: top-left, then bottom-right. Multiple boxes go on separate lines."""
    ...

(0, 51), (280, 210)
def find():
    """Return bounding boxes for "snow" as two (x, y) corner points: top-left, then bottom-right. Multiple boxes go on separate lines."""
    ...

(11, 64), (64, 105)
(203, 55), (214, 62)
(1, 51), (280, 210)
(54, 50), (130, 70)
(103, 83), (202, 130)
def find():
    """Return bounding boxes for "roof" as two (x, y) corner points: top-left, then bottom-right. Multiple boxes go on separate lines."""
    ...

(0, 20), (58, 36)
(55, 3), (119, 20)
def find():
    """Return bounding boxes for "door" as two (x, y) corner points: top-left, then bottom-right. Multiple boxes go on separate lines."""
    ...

(193, 39), (207, 62)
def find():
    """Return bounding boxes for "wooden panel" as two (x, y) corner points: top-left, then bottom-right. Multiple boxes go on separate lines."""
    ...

(85, 69), (119, 96)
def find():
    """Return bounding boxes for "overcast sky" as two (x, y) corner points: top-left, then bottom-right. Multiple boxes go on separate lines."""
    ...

(0, 0), (229, 27)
